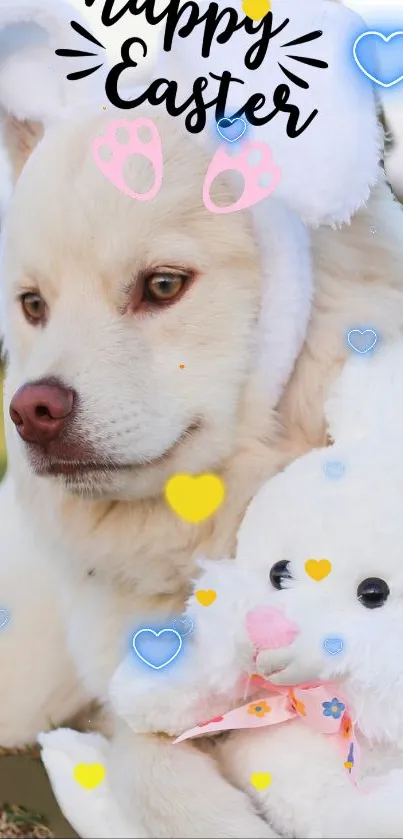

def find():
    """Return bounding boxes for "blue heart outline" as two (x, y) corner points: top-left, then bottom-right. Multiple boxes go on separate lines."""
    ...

(216, 117), (247, 143)
(347, 328), (378, 354)
(132, 627), (183, 670)
(172, 616), (194, 637)
(353, 31), (403, 89)
(323, 637), (344, 656)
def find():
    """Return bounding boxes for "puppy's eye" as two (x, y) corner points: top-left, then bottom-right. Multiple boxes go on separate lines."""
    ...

(269, 560), (293, 590)
(357, 577), (390, 609)
(20, 292), (47, 325)
(144, 271), (190, 304)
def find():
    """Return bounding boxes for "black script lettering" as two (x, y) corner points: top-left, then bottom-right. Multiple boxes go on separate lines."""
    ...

(105, 57), (208, 123)
(128, 75), (210, 128)
(244, 12), (290, 71)
(199, 3), (245, 58)
(106, 75), (175, 110)
(236, 84), (318, 137)
(208, 70), (244, 123)
(146, 78), (173, 105)
(105, 36), (148, 107)
(183, 77), (209, 132)
(100, 0), (133, 26)
(154, 76), (208, 120)
(163, 0), (208, 52)
(162, 0), (249, 59)
(238, 92), (267, 123)
(272, 84), (318, 137)
(105, 53), (246, 135)
(100, 0), (170, 27)
(185, 70), (244, 132)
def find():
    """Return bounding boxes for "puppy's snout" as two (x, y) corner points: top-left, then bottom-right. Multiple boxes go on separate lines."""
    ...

(9, 381), (75, 446)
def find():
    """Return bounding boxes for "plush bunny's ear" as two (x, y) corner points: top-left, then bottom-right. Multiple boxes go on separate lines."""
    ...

(325, 342), (403, 442)
(0, 0), (105, 121)
(253, 198), (313, 407)
(0, 0), (106, 203)
(157, 0), (382, 228)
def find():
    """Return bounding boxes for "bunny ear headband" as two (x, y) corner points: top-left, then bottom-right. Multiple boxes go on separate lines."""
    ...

(0, 0), (381, 407)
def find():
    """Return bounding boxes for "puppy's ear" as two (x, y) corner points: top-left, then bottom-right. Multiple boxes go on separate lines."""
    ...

(2, 111), (43, 183)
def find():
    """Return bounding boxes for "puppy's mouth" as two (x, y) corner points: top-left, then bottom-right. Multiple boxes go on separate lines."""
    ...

(27, 421), (202, 479)
(37, 459), (117, 477)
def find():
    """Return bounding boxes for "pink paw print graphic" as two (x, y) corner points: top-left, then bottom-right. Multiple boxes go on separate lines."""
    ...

(92, 118), (163, 201)
(203, 140), (281, 214)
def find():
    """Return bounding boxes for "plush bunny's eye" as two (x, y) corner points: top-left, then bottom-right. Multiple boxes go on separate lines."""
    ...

(269, 560), (293, 590)
(357, 577), (390, 609)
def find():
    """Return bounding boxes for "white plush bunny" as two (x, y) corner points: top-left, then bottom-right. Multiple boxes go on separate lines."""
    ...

(110, 341), (403, 839)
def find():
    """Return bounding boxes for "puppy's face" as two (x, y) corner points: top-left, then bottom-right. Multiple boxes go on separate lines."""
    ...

(2, 112), (261, 499)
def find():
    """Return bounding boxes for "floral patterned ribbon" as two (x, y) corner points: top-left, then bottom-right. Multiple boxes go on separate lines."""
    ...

(173, 679), (359, 784)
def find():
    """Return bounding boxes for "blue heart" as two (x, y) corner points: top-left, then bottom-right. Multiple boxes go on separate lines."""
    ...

(323, 637), (344, 656)
(132, 628), (183, 670)
(353, 31), (403, 88)
(172, 616), (194, 637)
(323, 461), (345, 480)
(347, 328), (378, 355)
(217, 117), (247, 143)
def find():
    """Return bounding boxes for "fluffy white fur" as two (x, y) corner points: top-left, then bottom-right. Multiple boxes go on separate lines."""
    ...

(110, 341), (403, 839)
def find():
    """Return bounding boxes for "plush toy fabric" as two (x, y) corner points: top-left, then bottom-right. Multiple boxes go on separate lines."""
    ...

(109, 341), (403, 839)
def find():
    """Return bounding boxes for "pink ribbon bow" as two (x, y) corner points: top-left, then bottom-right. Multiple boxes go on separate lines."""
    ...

(173, 677), (359, 784)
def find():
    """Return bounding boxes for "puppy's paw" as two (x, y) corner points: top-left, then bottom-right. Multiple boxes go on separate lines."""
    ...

(92, 117), (163, 200)
(203, 140), (281, 214)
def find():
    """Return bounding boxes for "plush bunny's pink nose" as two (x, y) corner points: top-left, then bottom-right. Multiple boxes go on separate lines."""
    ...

(246, 606), (300, 649)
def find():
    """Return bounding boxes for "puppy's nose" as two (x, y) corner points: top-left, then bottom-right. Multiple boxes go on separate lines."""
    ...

(9, 381), (75, 445)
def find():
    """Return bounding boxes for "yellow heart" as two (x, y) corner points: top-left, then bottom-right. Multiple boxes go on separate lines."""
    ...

(242, 0), (271, 21)
(250, 772), (272, 791)
(73, 762), (106, 790)
(195, 589), (217, 607)
(344, 761), (354, 770)
(164, 474), (225, 524)
(305, 559), (332, 581)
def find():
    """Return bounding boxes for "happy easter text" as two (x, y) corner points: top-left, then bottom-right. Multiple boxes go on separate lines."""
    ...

(84, 0), (327, 136)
